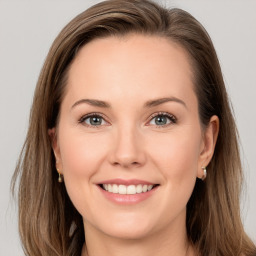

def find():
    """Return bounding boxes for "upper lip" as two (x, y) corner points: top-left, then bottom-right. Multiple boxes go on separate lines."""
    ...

(97, 179), (157, 186)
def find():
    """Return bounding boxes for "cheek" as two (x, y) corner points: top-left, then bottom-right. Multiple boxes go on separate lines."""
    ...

(57, 127), (110, 214)
(146, 128), (202, 220)
(59, 129), (108, 178)
(149, 128), (201, 183)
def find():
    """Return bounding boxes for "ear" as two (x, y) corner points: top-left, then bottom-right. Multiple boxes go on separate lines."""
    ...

(48, 128), (63, 171)
(197, 115), (219, 179)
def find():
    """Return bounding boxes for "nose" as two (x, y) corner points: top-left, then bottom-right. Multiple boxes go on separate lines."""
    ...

(108, 124), (146, 169)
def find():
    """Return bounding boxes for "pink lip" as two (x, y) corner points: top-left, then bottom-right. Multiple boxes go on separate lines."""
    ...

(96, 181), (159, 205)
(97, 179), (156, 186)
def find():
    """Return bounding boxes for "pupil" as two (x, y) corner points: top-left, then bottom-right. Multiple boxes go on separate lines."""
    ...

(90, 116), (101, 125)
(156, 115), (167, 125)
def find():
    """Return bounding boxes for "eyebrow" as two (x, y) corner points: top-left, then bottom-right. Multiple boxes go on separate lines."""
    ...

(72, 99), (111, 109)
(71, 97), (187, 109)
(143, 97), (187, 109)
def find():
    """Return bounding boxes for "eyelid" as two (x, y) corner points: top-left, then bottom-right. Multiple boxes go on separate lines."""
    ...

(78, 111), (177, 128)
(146, 111), (177, 128)
(78, 112), (110, 128)
(148, 111), (175, 120)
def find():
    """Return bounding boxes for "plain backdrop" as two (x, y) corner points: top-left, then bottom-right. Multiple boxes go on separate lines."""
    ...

(0, 0), (255, 255)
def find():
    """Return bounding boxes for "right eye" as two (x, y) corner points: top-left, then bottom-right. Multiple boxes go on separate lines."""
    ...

(79, 113), (108, 128)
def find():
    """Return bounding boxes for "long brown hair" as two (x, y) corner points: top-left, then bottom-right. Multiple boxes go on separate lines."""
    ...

(12, 0), (256, 255)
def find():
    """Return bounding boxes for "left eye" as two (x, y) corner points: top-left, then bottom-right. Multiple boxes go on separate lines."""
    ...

(149, 114), (176, 126)
(80, 115), (107, 126)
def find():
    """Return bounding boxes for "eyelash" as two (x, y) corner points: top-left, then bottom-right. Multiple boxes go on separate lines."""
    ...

(78, 112), (177, 129)
(78, 112), (106, 129)
(148, 112), (177, 128)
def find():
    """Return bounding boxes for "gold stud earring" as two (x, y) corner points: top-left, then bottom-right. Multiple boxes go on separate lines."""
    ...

(201, 167), (207, 180)
(57, 168), (63, 183)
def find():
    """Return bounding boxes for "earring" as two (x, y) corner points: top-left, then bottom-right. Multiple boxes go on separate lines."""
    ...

(57, 168), (63, 183)
(201, 167), (207, 180)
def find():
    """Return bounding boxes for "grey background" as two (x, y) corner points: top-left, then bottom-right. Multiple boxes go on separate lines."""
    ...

(0, 0), (255, 255)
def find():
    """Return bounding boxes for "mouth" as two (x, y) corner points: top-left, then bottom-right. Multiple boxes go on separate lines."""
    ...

(98, 183), (160, 195)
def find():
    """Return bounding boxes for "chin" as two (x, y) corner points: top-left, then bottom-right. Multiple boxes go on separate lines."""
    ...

(98, 217), (156, 240)
(104, 227), (152, 240)
(83, 213), (152, 240)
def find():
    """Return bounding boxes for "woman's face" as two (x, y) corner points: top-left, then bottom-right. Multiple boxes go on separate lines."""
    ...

(52, 34), (216, 240)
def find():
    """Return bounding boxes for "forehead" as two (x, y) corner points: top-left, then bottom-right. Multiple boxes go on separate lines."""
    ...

(64, 34), (196, 108)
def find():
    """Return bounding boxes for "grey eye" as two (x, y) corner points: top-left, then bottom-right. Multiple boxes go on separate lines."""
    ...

(149, 114), (175, 126)
(84, 115), (106, 126)
(155, 115), (170, 125)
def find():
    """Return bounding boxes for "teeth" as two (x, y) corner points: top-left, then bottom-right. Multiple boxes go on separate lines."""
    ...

(112, 184), (118, 193)
(136, 184), (143, 193)
(142, 184), (148, 192)
(147, 185), (153, 191)
(119, 185), (126, 194)
(127, 185), (136, 194)
(102, 184), (156, 194)
(108, 184), (112, 192)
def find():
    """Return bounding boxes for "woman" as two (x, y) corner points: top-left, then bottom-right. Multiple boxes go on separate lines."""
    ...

(12, 0), (256, 255)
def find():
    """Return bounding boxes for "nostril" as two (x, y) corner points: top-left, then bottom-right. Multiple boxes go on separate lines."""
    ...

(112, 161), (140, 168)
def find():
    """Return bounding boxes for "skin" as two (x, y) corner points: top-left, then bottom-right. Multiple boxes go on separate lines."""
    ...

(49, 34), (219, 256)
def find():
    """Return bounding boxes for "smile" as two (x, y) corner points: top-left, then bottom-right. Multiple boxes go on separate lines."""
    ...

(97, 179), (160, 204)
(100, 184), (159, 195)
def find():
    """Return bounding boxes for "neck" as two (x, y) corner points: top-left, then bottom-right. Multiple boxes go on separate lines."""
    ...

(81, 214), (194, 256)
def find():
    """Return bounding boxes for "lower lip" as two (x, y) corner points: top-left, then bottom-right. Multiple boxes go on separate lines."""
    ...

(97, 185), (159, 205)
